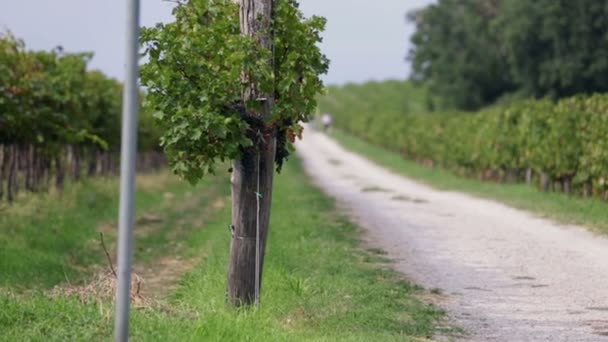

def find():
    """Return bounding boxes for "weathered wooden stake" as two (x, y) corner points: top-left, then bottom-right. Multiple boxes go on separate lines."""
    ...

(227, 0), (275, 307)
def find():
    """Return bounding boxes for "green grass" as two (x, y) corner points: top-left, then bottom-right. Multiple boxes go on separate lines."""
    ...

(0, 159), (444, 341)
(319, 80), (430, 119)
(0, 172), (222, 289)
(332, 130), (608, 234)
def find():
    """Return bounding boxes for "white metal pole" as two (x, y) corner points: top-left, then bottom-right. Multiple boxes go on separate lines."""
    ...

(114, 0), (140, 341)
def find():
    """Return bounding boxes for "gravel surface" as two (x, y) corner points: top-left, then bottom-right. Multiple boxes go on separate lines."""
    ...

(296, 129), (608, 341)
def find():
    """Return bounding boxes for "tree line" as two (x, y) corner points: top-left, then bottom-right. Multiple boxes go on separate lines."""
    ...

(409, 0), (608, 110)
(0, 33), (163, 202)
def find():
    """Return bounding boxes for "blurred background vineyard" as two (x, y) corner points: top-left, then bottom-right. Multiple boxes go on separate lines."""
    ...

(0, 34), (164, 202)
(319, 0), (608, 200)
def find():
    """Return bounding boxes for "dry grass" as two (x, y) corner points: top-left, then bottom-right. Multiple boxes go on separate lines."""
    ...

(135, 256), (202, 298)
(48, 270), (153, 309)
(49, 232), (156, 310)
(136, 172), (179, 192)
(136, 213), (164, 225)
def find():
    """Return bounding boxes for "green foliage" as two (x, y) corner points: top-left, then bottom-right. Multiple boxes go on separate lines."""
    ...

(0, 32), (161, 156)
(408, 0), (514, 110)
(141, 0), (328, 183)
(409, 0), (608, 109)
(320, 81), (608, 197)
(498, 0), (608, 99)
(140, 1), (251, 182)
(317, 80), (430, 131)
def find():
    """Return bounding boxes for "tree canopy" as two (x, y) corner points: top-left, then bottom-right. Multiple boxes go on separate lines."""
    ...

(409, 0), (608, 110)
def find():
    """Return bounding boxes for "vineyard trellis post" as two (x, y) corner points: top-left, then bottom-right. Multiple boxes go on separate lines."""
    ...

(114, 0), (140, 340)
(227, 0), (276, 307)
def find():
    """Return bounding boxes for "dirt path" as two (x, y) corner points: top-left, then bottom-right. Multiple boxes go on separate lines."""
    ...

(296, 129), (608, 341)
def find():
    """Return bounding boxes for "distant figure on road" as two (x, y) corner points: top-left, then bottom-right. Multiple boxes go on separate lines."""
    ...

(321, 113), (333, 132)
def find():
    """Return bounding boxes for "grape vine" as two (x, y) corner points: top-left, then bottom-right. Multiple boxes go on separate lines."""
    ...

(140, 0), (329, 183)
(0, 32), (163, 201)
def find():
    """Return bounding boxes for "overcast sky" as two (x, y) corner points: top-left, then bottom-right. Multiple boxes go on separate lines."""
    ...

(1, 0), (433, 85)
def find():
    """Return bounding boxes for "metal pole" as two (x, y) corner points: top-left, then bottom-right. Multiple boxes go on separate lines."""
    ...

(114, 0), (140, 341)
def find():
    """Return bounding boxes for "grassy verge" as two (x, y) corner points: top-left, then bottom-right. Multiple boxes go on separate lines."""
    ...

(0, 159), (443, 341)
(0, 172), (225, 289)
(332, 130), (608, 234)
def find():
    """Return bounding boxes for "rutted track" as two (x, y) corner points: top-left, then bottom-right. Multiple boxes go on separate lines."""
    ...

(297, 129), (608, 341)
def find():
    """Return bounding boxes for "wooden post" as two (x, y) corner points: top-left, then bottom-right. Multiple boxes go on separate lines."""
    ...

(227, 0), (276, 307)
(525, 168), (533, 184)
(55, 153), (65, 190)
(0, 145), (5, 199)
(540, 172), (550, 192)
(7, 145), (17, 202)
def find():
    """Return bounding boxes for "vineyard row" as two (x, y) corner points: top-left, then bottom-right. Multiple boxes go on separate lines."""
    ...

(0, 34), (163, 201)
(331, 94), (608, 199)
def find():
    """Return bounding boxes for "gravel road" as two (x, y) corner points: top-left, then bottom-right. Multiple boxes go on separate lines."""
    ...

(296, 129), (608, 341)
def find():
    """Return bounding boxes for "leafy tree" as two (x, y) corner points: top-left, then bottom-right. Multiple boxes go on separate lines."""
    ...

(498, 0), (608, 99)
(409, 0), (608, 108)
(408, 0), (514, 110)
